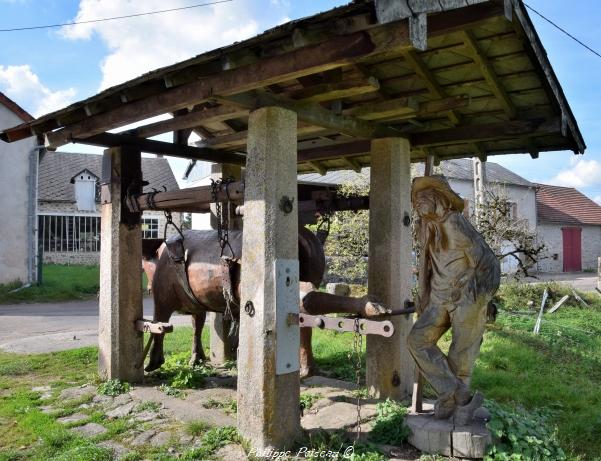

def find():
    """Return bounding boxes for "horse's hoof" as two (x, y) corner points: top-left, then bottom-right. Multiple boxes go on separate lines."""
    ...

(300, 365), (315, 379)
(145, 357), (165, 372)
(189, 353), (206, 367)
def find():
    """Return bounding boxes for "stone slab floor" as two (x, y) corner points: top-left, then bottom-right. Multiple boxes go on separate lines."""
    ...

(31, 373), (430, 460)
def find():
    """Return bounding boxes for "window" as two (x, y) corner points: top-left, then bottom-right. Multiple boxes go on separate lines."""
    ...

(141, 218), (159, 239)
(38, 215), (100, 252)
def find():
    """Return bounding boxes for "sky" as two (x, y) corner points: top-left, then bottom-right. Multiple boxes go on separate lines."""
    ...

(1, 0), (600, 203)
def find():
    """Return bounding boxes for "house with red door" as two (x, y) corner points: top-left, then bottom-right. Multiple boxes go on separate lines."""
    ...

(535, 184), (601, 273)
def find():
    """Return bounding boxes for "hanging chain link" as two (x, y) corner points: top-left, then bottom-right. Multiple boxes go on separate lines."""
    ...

(350, 317), (363, 442)
(211, 177), (237, 323)
(163, 210), (184, 241)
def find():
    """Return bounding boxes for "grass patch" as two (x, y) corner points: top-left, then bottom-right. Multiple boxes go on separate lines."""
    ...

(181, 426), (240, 460)
(1, 281), (601, 459)
(0, 264), (149, 304)
(202, 397), (237, 415)
(0, 264), (100, 304)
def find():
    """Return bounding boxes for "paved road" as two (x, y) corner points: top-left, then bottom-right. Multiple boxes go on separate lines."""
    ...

(0, 298), (189, 354)
(524, 272), (598, 292)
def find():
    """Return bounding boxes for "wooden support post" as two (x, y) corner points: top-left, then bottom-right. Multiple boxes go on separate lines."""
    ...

(210, 163), (242, 365)
(472, 156), (487, 220)
(366, 137), (414, 400)
(98, 145), (144, 382)
(238, 106), (300, 449)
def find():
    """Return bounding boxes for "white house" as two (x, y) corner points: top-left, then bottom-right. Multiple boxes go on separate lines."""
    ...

(38, 151), (182, 265)
(0, 93), (40, 285)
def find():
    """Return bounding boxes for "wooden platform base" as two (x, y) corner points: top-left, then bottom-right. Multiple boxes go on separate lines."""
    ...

(406, 412), (491, 459)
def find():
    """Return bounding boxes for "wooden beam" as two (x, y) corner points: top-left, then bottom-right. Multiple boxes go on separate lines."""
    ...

(332, 95), (469, 124)
(402, 49), (463, 125)
(197, 123), (327, 151)
(290, 76), (380, 102)
(342, 156), (362, 173)
(120, 105), (248, 139)
(128, 180), (245, 213)
(411, 117), (560, 147)
(296, 117), (561, 162)
(221, 91), (406, 140)
(43, 22), (414, 149)
(461, 29), (517, 119)
(307, 161), (327, 175)
(58, 132), (246, 164)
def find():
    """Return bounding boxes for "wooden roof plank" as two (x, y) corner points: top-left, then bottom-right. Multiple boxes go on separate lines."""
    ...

(461, 29), (517, 118)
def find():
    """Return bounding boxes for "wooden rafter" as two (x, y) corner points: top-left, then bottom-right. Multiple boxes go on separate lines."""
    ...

(296, 117), (561, 163)
(307, 161), (327, 175)
(61, 132), (246, 164)
(342, 156), (363, 173)
(221, 91), (406, 140)
(461, 30), (517, 119)
(402, 49), (462, 125)
(120, 105), (247, 139)
(43, 22), (414, 150)
(289, 76), (380, 102)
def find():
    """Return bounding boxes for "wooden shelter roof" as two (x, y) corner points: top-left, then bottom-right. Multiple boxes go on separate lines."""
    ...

(0, 0), (585, 175)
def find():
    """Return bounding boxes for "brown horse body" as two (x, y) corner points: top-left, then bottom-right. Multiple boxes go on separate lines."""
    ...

(144, 226), (325, 373)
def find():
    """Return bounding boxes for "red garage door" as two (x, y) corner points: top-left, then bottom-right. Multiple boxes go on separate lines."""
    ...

(562, 227), (582, 272)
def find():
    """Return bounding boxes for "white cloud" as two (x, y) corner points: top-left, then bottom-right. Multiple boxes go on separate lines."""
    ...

(0, 65), (76, 117)
(60, 0), (290, 91)
(548, 158), (601, 188)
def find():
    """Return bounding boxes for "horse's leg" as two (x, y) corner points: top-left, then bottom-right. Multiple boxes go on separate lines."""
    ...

(300, 327), (315, 378)
(190, 312), (207, 366)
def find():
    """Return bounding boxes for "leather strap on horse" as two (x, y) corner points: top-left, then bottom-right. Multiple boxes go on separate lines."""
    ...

(163, 212), (204, 309)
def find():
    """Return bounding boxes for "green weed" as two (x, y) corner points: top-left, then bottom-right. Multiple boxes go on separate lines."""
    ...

(181, 426), (240, 460)
(97, 379), (130, 397)
(368, 398), (410, 446)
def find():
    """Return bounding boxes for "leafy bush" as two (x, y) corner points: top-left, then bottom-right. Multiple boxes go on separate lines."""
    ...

(368, 398), (410, 445)
(97, 379), (130, 397)
(485, 400), (566, 460)
(157, 352), (215, 389)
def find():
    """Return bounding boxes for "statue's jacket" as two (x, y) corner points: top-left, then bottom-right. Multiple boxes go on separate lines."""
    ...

(424, 212), (500, 312)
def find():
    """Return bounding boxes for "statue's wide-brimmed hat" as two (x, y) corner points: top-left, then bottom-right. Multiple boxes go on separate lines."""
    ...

(412, 176), (464, 212)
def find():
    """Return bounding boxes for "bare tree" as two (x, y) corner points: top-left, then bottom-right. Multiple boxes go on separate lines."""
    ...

(471, 185), (546, 278)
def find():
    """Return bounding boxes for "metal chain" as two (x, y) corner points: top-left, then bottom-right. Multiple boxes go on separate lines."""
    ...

(350, 318), (363, 441)
(163, 210), (184, 241)
(210, 177), (237, 322)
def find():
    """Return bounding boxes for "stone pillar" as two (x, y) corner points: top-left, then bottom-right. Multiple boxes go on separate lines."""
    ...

(366, 137), (414, 400)
(98, 146), (144, 383)
(209, 163), (242, 365)
(238, 106), (300, 450)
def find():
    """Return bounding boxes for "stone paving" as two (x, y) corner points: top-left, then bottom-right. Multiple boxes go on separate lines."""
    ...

(27, 373), (481, 460)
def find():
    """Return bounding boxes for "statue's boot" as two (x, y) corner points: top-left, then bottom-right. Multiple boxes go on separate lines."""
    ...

(434, 383), (471, 419)
(453, 391), (484, 426)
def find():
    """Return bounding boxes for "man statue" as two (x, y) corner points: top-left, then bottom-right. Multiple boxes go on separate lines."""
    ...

(408, 176), (500, 421)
